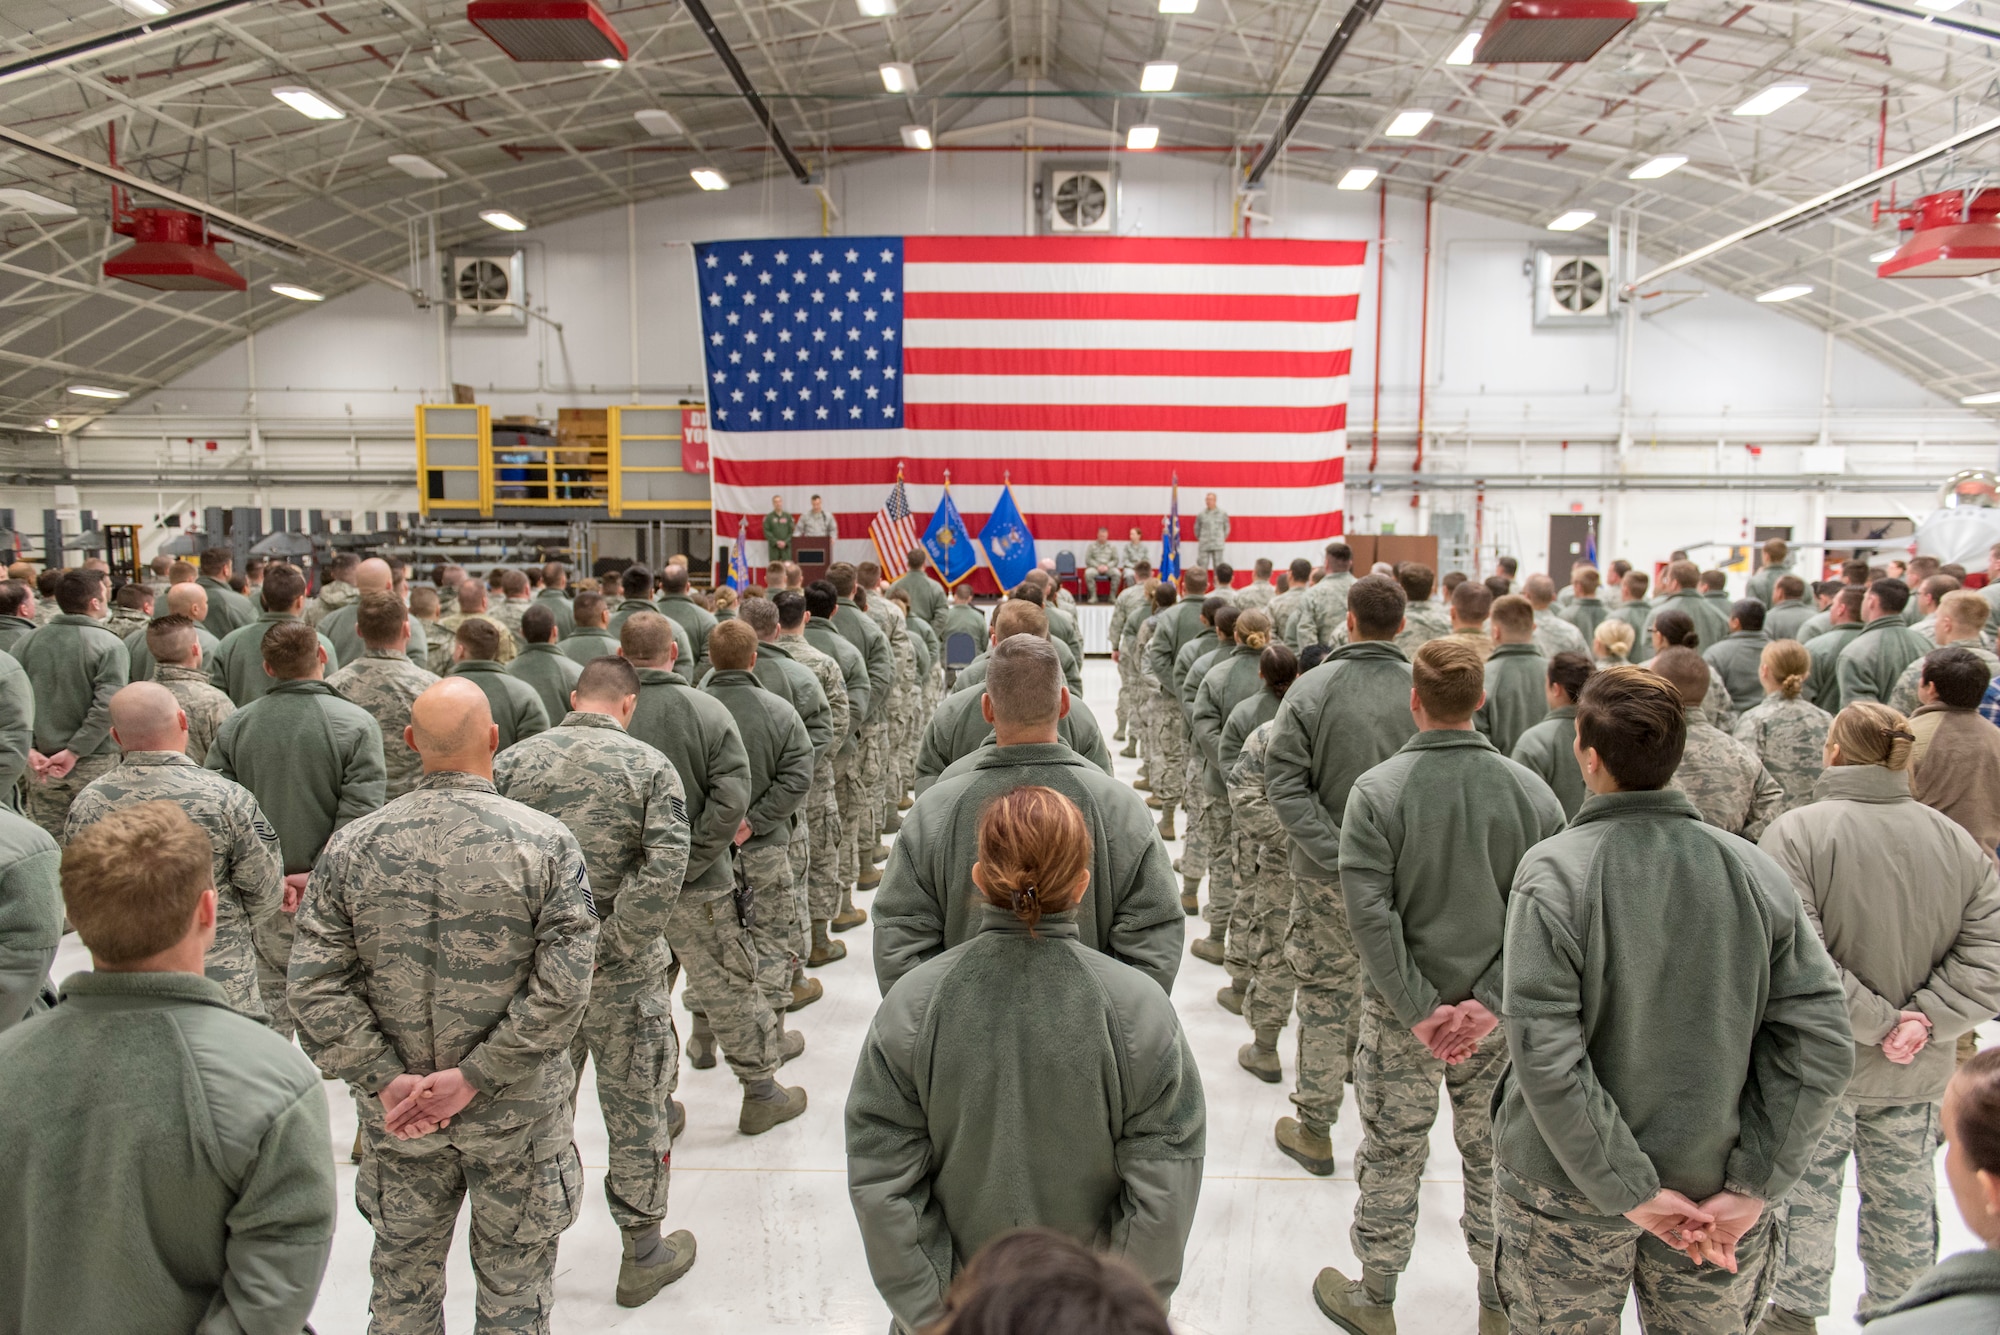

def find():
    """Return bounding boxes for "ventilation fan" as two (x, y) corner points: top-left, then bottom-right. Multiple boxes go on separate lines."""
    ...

(451, 251), (527, 326)
(1533, 249), (1614, 326)
(1044, 168), (1115, 233)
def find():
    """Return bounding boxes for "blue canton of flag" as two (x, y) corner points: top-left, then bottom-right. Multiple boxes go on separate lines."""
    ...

(693, 237), (905, 431)
(981, 482), (1037, 590)
(1160, 483), (1182, 582)
(923, 486), (979, 587)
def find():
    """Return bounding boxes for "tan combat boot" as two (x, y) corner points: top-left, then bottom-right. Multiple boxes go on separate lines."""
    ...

(788, 976), (824, 1011)
(831, 899), (869, 931)
(1157, 807), (1176, 840)
(1275, 1116), (1334, 1176)
(1312, 1266), (1397, 1335)
(1190, 931), (1225, 965)
(807, 919), (847, 965)
(685, 1015), (717, 1070)
(1217, 979), (1246, 1014)
(616, 1226), (697, 1308)
(739, 1079), (808, 1134)
(1238, 1030), (1282, 1083)
(1181, 874), (1201, 916)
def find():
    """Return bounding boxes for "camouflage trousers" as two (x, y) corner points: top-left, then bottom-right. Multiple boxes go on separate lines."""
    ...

(787, 818), (813, 961)
(22, 750), (118, 841)
(1352, 997), (1507, 1287)
(208, 894), (269, 1023)
(1284, 870), (1360, 1132)
(1198, 542), (1226, 570)
(1150, 693), (1188, 806)
(1772, 1097), (1940, 1320)
(805, 767), (844, 923)
(856, 721), (889, 863)
(1495, 1179), (1775, 1335)
(1199, 793), (1237, 937)
(833, 743), (866, 892)
(254, 909), (298, 1040)
(891, 688), (919, 815)
(357, 1114), (584, 1335)
(738, 841), (799, 1015)
(669, 891), (778, 1082)
(1115, 646), (1142, 738)
(1231, 830), (1295, 1025)
(1181, 757), (1208, 877)
(567, 952), (675, 1230)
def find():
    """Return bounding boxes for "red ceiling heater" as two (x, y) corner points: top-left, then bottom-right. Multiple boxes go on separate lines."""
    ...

(467, 1), (629, 61)
(1473, 0), (1639, 63)
(1876, 189), (2000, 279)
(100, 126), (246, 292)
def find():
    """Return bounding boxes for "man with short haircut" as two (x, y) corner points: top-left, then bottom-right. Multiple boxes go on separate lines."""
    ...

(1523, 574), (1589, 659)
(939, 580), (988, 651)
(657, 564), (717, 677)
(1705, 599), (1773, 714)
(952, 584), (1085, 699)
(561, 590), (620, 666)
(1233, 557), (1277, 612)
(437, 579), (519, 666)
(1641, 559), (1728, 658)
(1386, 563), (1450, 657)
(67, 682), (284, 1022)
(127, 581), (222, 682)
(208, 621), (385, 1035)
(1748, 537), (1792, 606)
(803, 581), (874, 915)
(875, 634), (1182, 997)
(320, 558), (429, 668)
(1651, 647), (1783, 840)
(1510, 653), (1595, 819)
(1264, 574), (1421, 1176)
(327, 593), (440, 800)
(1803, 586), (1867, 713)
(1476, 595), (1549, 755)
(826, 565), (895, 884)
(1447, 579), (1496, 662)
(1796, 580), (1843, 644)
(534, 561), (575, 638)
(1273, 557), (1316, 645)
(449, 617), (549, 751)
(1765, 574), (1813, 640)
(492, 657), (698, 1304)
(141, 614), (234, 764)
(764, 496), (795, 564)
(106, 580), (155, 641)
(1908, 573), (1962, 644)
(482, 568), (532, 655)
(1892, 591), (1999, 715)
(197, 547), (255, 637)
(288, 679), (598, 1330)
(1610, 569), (1653, 644)
(1558, 566), (1608, 642)
(17, 568), (127, 837)
(302, 551), (359, 631)
(1108, 563), (1156, 751)
(0, 579), (35, 656)
(1908, 648), (2000, 864)
(508, 604), (582, 727)
(797, 492), (837, 541)
(1837, 577), (1930, 706)
(0, 803), (335, 1331)
(1699, 569), (1731, 607)
(1302, 542), (1359, 648)
(1317, 637), (1564, 1334)
(1084, 527), (1121, 602)
(408, 585), (452, 676)
(891, 547), (946, 628)
(1196, 492), (1231, 570)
(208, 563), (340, 705)
(30, 569), (58, 627)
(1491, 666), (1850, 1334)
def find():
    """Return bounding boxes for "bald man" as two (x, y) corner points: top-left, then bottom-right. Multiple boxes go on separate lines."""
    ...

(320, 557), (429, 668)
(289, 678), (599, 1332)
(66, 682), (284, 1022)
(125, 583), (222, 683)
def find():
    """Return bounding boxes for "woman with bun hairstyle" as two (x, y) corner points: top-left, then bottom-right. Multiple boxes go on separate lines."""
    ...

(1651, 607), (1736, 729)
(1733, 640), (1833, 814)
(846, 786), (1206, 1334)
(1189, 609), (1277, 967)
(1756, 703), (2000, 1333)
(1591, 617), (1635, 671)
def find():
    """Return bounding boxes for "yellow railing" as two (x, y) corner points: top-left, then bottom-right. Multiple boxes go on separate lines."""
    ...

(414, 404), (490, 516)
(414, 403), (711, 519)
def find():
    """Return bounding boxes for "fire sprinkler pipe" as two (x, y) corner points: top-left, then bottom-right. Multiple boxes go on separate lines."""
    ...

(1368, 184), (1387, 473)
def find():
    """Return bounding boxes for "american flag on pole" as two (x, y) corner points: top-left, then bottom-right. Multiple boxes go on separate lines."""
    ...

(869, 466), (922, 580)
(695, 236), (1357, 571)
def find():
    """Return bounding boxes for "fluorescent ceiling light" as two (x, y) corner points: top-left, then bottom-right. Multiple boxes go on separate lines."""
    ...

(67, 385), (128, 400)
(588, 58), (623, 69)
(0, 188), (77, 218)
(900, 125), (934, 150)
(1140, 61), (1178, 92)
(634, 109), (683, 138)
(270, 282), (324, 302)
(1385, 108), (1433, 137)
(857, 0), (895, 14)
(1960, 390), (2000, 405)
(1918, 0), (1965, 11)
(879, 62), (917, 93)
(113, 0), (172, 15)
(271, 86), (345, 121)
(1547, 209), (1597, 231)
(1734, 83), (1808, 117)
(1126, 125), (1160, 150)
(1756, 283), (1813, 303)
(691, 169), (730, 191)
(387, 153), (447, 180)
(1338, 167), (1379, 190)
(1870, 246), (1900, 264)
(1446, 32), (1481, 65)
(42, 418), (60, 430)
(1160, 0), (1199, 11)
(1628, 153), (1687, 180)
(479, 209), (527, 232)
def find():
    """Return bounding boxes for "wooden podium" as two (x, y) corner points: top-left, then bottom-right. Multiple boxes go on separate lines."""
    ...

(795, 544), (830, 588)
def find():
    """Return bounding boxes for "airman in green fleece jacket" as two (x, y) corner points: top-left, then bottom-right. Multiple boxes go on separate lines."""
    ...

(447, 616), (550, 753)
(1510, 654), (1595, 819)
(1190, 615), (1274, 963)
(1837, 579), (1931, 707)
(913, 681), (1111, 794)
(1490, 666), (1852, 1334)
(1475, 596), (1549, 756)
(15, 571), (127, 837)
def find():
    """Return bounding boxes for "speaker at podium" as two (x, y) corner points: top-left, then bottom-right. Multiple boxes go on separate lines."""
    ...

(795, 545), (830, 587)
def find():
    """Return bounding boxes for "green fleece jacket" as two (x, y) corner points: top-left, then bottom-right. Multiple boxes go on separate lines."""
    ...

(950, 637), (1083, 699)
(1511, 705), (1589, 818)
(1805, 621), (1863, 712)
(125, 621), (221, 684)
(0, 614), (34, 658)
(749, 642), (835, 764)
(1705, 629), (1772, 714)
(833, 599), (895, 726)
(1475, 642), (1549, 757)
(1866, 1248), (2000, 1334)
(0, 810), (59, 1031)
(1558, 596), (1608, 642)
(1638, 589), (1729, 660)
(1766, 600), (1813, 641)
(505, 643), (582, 732)
(628, 667), (751, 897)
(1837, 615), (1931, 707)
(914, 686), (1112, 794)
(1341, 730), (1566, 1027)
(0, 653), (31, 805)
(1265, 640), (1418, 879)
(560, 627), (620, 666)
(531, 587), (575, 639)
(16, 613), (126, 757)
(657, 592), (717, 677)
(197, 574), (256, 638)
(208, 611), (339, 706)
(0, 970), (334, 1334)
(891, 568), (947, 630)
(701, 669), (813, 849)
(1191, 644), (1267, 799)
(874, 743), (1183, 997)
(938, 604), (989, 655)
(206, 679), (386, 873)
(1144, 598), (1209, 698)
(804, 620), (871, 751)
(1494, 788), (1852, 1221)
(448, 659), (551, 752)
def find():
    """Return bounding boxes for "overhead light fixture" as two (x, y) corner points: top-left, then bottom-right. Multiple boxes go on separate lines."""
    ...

(113, 0), (172, 15)
(0, 188), (77, 218)
(1140, 61), (1178, 92)
(587, 57), (623, 69)
(1160, 0), (1199, 10)
(691, 168), (730, 191)
(1960, 390), (2000, 405)
(1384, 108), (1433, 137)
(387, 153), (448, 180)
(1734, 83), (1808, 117)
(857, 0), (895, 14)
(270, 282), (324, 302)
(1338, 167), (1379, 190)
(1756, 283), (1813, 303)
(1446, 32), (1482, 65)
(42, 418), (60, 430)
(879, 61), (917, 93)
(1628, 153), (1687, 180)
(1547, 209), (1597, 231)
(900, 125), (934, 150)
(1918, 0), (1965, 10)
(67, 385), (129, 400)
(1127, 125), (1160, 150)
(271, 86), (346, 121)
(635, 108), (683, 138)
(1869, 246), (1900, 264)
(480, 209), (528, 231)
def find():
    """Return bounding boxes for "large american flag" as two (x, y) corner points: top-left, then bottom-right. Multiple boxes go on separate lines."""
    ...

(869, 473), (922, 579)
(694, 235), (1358, 573)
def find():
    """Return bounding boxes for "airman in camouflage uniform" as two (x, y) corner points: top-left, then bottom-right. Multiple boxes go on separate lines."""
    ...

(1109, 573), (1155, 749)
(1300, 548), (1358, 648)
(1271, 563), (1313, 647)
(288, 678), (599, 1335)
(326, 594), (440, 801)
(1195, 494), (1230, 569)
(1673, 707), (1786, 838)
(1228, 716), (1295, 1053)
(488, 569), (534, 653)
(1132, 612), (1162, 788)
(65, 682), (283, 1022)
(435, 580), (518, 666)
(1143, 580), (1208, 841)
(748, 595), (844, 974)
(803, 590), (872, 903)
(827, 568), (894, 902)
(104, 585), (154, 642)
(301, 557), (358, 629)
(1176, 626), (1225, 895)
(856, 570), (917, 830)
(1734, 692), (1833, 815)
(148, 618), (236, 765)
(492, 661), (698, 1307)
(775, 604), (852, 962)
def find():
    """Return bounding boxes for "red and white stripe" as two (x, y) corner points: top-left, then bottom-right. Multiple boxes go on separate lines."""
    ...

(869, 505), (921, 580)
(708, 235), (1361, 571)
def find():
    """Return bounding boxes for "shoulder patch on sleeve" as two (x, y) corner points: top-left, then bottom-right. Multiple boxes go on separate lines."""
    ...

(575, 861), (601, 920)
(253, 818), (279, 844)
(670, 793), (687, 826)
